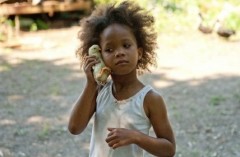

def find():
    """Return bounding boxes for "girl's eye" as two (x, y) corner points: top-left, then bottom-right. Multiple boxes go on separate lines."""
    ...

(104, 48), (113, 53)
(124, 44), (131, 48)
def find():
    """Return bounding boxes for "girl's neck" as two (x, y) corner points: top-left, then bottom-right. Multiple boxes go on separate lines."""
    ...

(112, 77), (141, 89)
(111, 71), (139, 89)
(111, 72), (144, 100)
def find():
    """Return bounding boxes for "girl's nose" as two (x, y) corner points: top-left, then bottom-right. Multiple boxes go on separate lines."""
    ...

(115, 49), (125, 57)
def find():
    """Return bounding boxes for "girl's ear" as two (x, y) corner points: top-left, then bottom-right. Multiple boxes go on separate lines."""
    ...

(138, 47), (143, 60)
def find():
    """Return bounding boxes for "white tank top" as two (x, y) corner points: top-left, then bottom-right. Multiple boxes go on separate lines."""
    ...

(89, 81), (153, 157)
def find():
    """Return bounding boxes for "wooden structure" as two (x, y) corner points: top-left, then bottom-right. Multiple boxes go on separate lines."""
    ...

(0, 0), (93, 46)
(0, 0), (93, 16)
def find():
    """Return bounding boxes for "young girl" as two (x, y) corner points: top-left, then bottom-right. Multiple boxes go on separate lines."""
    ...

(68, 1), (176, 157)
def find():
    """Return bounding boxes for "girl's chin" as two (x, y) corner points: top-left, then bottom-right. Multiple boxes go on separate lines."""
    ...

(111, 69), (137, 76)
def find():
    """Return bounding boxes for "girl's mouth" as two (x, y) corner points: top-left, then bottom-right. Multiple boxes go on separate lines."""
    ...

(115, 60), (129, 65)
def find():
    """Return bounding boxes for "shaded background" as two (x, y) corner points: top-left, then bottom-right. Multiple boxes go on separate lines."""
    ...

(1, 0), (240, 157)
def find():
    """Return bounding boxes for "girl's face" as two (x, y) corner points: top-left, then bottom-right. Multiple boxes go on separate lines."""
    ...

(100, 23), (142, 75)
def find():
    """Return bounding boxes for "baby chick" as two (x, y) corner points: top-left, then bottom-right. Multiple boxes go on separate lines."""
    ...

(88, 45), (111, 85)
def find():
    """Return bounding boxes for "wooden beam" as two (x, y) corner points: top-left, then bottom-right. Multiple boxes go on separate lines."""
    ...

(0, 0), (92, 16)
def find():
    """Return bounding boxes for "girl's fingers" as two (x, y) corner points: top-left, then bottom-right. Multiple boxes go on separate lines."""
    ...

(112, 142), (121, 149)
(82, 56), (98, 82)
(83, 56), (98, 71)
(84, 56), (96, 66)
(84, 55), (97, 62)
(107, 128), (115, 131)
(106, 138), (120, 148)
(105, 133), (115, 143)
(106, 128), (116, 140)
(84, 60), (96, 71)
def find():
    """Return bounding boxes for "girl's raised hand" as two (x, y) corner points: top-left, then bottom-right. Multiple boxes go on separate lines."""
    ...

(82, 55), (99, 83)
(105, 128), (138, 149)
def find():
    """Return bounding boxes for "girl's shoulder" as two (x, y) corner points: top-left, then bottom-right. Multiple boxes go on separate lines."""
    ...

(143, 88), (166, 117)
(145, 87), (163, 101)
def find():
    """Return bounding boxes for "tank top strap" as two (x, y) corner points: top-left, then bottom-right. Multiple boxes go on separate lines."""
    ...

(137, 85), (153, 98)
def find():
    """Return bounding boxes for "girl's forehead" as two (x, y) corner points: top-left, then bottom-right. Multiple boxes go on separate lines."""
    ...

(100, 23), (136, 43)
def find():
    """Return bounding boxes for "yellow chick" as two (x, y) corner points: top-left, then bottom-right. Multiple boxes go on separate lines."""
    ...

(88, 45), (111, 85)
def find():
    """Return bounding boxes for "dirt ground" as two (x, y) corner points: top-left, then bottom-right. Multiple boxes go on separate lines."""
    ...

(0, 26), (240, 157)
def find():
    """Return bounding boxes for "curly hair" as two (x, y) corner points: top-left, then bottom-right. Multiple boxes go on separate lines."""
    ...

(76, 1), (157, 71)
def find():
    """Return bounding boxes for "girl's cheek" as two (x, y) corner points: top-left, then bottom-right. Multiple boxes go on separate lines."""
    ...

(102, 55), (109, 64)
(102, 54), (111, 61)
(104, 58), (110, 65)
(103, 57), (113, 67)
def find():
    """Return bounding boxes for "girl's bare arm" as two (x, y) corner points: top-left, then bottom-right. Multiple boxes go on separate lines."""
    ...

(68, 55), (99, 135)
(135, 91), (176, 157)
(68, 82), (98, 135)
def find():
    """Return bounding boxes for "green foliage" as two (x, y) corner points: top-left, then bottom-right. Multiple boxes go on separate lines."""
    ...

(30, 23), (38, 31)
(14, 128), (28, 136)
(35, 19), (49, 30)
(37, 123), (51, 140)
(0, 17), (14, 42)
(223, 12), (240, 30)
(93, 0), (240, 33)
(20, 17), (49, 31)
(157, 0), (186, 12)
(0, 63), (12, 72)
(49, 84), (61, 96)
(0, 33), (5, 41)
(94, 0), (113, 5)
(20, 17), (34, 28)
(234, 93), (240, 104)
(209, 96), (225, 106)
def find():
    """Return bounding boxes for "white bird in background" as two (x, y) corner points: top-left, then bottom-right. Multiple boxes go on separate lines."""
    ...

(29, 0), (42, 5)
(214, 3), (238, 38)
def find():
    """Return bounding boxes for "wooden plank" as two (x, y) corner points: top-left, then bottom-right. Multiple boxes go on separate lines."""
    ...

(0, 0), (92, 16)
